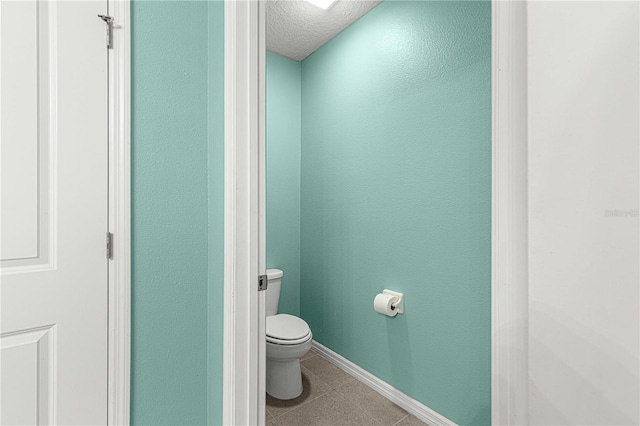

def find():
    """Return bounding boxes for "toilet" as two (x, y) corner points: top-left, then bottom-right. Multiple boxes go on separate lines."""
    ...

(265, 269), (312, 400)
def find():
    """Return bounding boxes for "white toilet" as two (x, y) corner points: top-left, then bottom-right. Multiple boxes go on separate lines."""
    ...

(265, 269), (312, 400)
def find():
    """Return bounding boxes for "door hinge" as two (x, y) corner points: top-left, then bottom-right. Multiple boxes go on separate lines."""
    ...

(106, 232), (114, 260)
(258, 274), (268, 292)
(98, 14), (114, 49)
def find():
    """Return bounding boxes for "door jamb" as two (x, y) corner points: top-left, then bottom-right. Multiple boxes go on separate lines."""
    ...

(491, 0), (529, 424)
(107, 1), (131, 424)
(223, 0), (266, 424)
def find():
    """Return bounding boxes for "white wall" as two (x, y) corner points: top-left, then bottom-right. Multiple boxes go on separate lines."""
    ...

(528, 2), (639, 424)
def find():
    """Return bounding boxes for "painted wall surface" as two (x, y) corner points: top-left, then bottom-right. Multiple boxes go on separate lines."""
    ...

(207, 1), (225, 424)
(131, 2), (224, 424)
(266, 52), (302, 315)
(527, 2), (639, 424)
(299, 2), (492, 424)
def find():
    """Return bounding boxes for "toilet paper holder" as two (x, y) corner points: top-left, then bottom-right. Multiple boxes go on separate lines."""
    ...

(382, 289), (404, 314)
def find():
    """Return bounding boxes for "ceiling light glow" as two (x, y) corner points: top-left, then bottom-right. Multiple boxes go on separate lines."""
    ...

(305, 0), (338, 10)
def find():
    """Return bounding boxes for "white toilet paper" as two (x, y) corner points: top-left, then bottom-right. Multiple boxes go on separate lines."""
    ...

(374, 293), (398, 317)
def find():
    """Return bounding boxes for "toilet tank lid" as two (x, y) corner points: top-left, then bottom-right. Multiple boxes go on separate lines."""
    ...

(266, 269), (283, 279)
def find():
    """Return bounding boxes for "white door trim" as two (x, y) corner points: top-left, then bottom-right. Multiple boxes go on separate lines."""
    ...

(107, 1), (131, 424)
(491, 0), (529, 424)
(223, 0), (265, 424)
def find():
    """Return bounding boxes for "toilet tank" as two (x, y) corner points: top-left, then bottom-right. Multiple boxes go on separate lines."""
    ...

(265, 269), (283, 316)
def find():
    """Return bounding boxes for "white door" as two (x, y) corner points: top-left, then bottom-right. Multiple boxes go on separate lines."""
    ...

(1, 1), (109, 424)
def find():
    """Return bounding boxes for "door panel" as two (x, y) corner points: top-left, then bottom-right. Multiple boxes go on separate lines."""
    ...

(1, 0), (52, 266)
(1, 327), (55, 425)
(1, 1), (109, 424)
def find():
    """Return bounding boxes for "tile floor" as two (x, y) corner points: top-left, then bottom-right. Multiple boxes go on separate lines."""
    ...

(266, 349), (429, 426)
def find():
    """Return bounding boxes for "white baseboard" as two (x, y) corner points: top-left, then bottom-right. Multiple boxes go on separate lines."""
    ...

(311, 340), (457, 426)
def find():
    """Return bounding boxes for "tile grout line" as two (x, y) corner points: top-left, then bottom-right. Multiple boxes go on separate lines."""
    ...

(393, 414), (410, 426)
(301, 356), (354, 392)
(302, 350), (319, 360)
(336, 389), (386, 426)
(359, 402), (387, 426)
(270, 388), (333, 420)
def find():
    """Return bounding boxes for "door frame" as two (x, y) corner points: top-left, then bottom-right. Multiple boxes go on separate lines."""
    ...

(223, 0), (530, 424)
(491, 0), (529, 424)
(107, 1), (131, 424)
(223, 0), (267, 424)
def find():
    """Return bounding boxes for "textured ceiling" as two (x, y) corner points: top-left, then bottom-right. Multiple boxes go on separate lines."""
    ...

(266, 0), (383, 61)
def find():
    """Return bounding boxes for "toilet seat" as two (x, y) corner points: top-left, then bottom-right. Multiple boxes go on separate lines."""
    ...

(266, 314), (311, 345)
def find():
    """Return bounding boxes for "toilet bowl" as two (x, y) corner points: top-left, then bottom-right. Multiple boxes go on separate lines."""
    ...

(265, 269), (312, 400)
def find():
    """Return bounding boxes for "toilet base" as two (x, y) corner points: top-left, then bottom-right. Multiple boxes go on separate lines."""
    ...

(266, 358), (303, 400)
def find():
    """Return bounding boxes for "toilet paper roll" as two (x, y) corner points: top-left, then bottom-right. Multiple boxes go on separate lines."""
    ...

(374, 293), (398, 317)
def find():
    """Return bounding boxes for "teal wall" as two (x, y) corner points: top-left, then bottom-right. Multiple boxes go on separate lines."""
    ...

(131, 1), (224, 424)
(266, 52), (302, 316)
(298, 1), (492, 425)
(207, 1), (225, 424)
